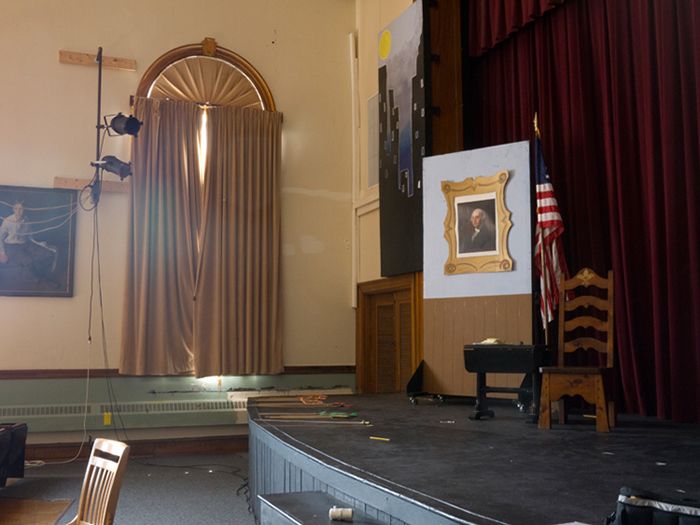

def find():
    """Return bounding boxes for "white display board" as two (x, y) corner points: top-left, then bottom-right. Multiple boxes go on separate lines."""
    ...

(423, 141), (532, 299)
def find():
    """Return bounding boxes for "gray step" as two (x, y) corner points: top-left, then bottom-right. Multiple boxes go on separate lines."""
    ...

(259, 491), (384, 525)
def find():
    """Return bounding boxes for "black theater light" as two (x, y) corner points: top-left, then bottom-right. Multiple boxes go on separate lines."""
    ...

(106, 112), (142, 137)
(100, 155), (132, 180)
(82, 48), (141, 209)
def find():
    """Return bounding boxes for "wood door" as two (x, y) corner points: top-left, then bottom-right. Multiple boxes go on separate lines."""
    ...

(357, 274), (422, 394)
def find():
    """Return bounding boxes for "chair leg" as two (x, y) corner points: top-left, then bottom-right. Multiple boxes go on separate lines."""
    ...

(538, 374), (551, 429)
(594, 376), (610, 432)
(607, 400), (616, 428)
(557, 399), (566, 424)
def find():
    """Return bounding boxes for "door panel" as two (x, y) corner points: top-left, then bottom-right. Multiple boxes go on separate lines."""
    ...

(357, 274), (422, 394)
(375, 301), (397, 393)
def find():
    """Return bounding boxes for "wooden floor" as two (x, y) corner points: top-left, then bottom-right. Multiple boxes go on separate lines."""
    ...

(0, 497), (72, 525)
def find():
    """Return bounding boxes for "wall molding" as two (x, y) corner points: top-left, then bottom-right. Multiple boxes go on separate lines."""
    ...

(0, 366), (355, 380)
(283, 365), (355, 375)
(27, 434), (248, 461)
(0, 369), (122, 380)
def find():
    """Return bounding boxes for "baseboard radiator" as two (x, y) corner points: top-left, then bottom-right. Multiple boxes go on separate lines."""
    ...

(0, 388), (353, 432)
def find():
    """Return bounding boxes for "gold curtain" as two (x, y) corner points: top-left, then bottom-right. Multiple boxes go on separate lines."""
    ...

(120, 98), (283, 376)
(193, 106), (283, 376)
(120, 97), (201, 375)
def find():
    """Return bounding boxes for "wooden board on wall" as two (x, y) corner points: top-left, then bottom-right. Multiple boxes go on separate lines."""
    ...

(423, 294), (532, 396)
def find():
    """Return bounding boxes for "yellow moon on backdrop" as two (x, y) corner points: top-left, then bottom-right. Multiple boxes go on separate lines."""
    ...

(379, 30), (392, 60)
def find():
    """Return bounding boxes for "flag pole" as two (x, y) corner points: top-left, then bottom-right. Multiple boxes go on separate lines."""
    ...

(534, 113), (549, 345)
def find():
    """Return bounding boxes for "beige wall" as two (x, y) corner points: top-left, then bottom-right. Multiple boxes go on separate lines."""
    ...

(0, 0), (356, 369)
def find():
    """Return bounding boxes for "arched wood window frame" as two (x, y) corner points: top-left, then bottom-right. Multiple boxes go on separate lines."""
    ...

(135, 38), (276, 111)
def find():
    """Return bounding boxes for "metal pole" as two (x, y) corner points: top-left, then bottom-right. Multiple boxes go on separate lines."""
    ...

(534, 113), (549, 345)
(92, 47), (103, 205)
(540, 227), (549, 346)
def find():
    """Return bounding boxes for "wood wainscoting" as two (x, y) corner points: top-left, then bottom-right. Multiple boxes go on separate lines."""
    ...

(423, 294), (533, 396)
(27, 434), (248, 462)
(356, 273), (423, 394)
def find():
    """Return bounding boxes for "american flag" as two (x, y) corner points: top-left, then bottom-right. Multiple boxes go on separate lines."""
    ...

(534, 136), (568, 326)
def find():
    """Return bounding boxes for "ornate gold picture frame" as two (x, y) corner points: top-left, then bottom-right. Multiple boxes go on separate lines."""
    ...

(442, 170), (512, 274)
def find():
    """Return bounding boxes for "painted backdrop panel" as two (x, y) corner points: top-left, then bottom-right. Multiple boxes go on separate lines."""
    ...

(378, 0), (426, 276)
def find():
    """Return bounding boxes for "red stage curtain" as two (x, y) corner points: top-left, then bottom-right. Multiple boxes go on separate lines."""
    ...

(466, 0), (700, 422)
(467, 0), (565, 57)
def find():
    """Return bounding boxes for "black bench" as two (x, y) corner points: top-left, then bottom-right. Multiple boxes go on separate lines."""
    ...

(464, 344), (549, 421)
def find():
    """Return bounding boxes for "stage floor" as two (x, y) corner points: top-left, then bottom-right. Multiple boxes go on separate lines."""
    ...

(249, 393), (700, 525)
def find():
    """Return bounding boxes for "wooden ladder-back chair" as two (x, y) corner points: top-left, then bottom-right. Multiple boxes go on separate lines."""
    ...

(538, 268), (615, 432)
(67, 438), (130, 525)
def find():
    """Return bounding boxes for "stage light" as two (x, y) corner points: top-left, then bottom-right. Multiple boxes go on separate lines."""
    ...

(107, 113), (142, 137)
(100, 155), (132, 180)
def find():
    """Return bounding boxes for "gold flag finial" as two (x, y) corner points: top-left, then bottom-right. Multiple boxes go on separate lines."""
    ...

(533, 112), (541, 138)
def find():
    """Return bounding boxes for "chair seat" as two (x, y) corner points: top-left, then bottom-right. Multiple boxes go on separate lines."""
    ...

(540, 366), (606, 375)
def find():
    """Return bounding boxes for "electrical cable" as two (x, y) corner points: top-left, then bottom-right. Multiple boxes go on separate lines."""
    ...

(133, 457), (251, 514)
(31, 47), (134, 466)
(80, 128), (109, 211)
(91, 204), (132, 444)
(39, 202), (101, 466)
(86, 44), (132, 443)
(41, 349), (90, 465)
(239, 477), (254, 514)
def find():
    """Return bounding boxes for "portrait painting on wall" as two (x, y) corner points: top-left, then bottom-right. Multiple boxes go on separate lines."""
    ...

(0, 185), (78, 296)
(377, 0), (427, 277)
(442, 171), (513, 274)
(456, 196), (498, 256)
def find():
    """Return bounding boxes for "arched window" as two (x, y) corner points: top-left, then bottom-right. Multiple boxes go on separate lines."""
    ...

(136, 38), (275, 110)
(135, 38), (277, 183)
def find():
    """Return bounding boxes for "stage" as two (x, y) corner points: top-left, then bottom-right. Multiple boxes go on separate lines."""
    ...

(247, 393), (700, 525)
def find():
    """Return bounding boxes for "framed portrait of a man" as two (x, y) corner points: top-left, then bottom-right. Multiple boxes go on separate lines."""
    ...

(442, 171), (512, 274)
(456, 196), (498, 256)
(0, 185), (78, 296)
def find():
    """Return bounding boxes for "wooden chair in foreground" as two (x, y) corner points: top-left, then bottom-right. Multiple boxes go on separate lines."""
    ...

(539, 268), (615, 432)
(67, 438), (130, 525)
